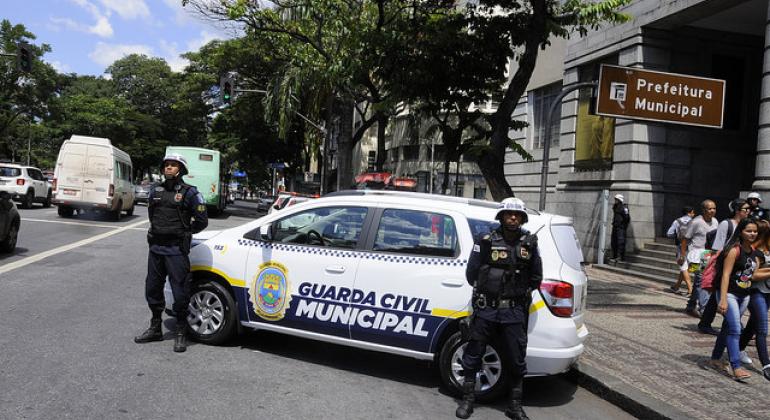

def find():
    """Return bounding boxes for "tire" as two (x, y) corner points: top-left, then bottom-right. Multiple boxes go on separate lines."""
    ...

(0, 220), (19, 253)
(57, 206), (74, 218)
(438, 330), (511, 403)
(187, 280), (237, 345)
(111, 201), (122, 221)
(43, 190), (52, 208)
(21, 190), (33, 209)
(125, 203), (134, 216)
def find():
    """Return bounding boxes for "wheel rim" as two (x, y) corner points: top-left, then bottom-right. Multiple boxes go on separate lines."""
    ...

(187, 290), (225, 336)
(450, 343), (503, 392)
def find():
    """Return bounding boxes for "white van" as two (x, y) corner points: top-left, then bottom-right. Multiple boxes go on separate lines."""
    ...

(52, 135), (135, 220)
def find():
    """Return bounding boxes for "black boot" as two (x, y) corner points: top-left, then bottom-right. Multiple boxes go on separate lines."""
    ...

(134, 317), (163, 343)
(504, 378), (529, 420)
(173, 319), (187, 353)
(455, 379), (476, 419)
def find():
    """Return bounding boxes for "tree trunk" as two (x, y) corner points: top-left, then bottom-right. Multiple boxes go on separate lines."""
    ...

(375, 112), (387, 171)
(336, 97), (355, 190)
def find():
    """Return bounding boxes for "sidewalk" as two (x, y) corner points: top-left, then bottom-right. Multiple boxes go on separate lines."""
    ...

(576, 266), (770, 420)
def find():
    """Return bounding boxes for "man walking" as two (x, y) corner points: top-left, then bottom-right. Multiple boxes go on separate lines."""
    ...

(134, 154), (208, 352)
(610, 194), (630, 262)
(455, 198), (542, 420)
(681, 199), (718, 318)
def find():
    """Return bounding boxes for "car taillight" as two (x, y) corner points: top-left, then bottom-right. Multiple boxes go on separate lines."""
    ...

(52, 178), (57, 190)
(16, 179), (25, 186)
(539, 280), (574, 317)
(108, 184), (114, 197)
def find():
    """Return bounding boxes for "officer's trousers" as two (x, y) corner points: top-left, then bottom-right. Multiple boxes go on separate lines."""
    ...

(461, 306), (528, 379)
(144, 250), (191, 320)
(611, 227), (626, 260)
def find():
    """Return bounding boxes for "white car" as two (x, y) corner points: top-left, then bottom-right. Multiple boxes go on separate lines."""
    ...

(0, 163), (52, 209)
(169, 190), (588, 401)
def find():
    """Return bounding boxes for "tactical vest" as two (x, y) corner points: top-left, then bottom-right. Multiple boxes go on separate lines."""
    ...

(149, 182), (192, 240)
(476, 230), (535, 299)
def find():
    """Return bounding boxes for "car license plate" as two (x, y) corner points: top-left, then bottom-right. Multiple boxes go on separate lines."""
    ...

(63, 189), (78, 195)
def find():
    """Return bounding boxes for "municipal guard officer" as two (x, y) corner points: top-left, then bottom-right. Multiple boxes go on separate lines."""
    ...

(134, 154), (208, 353)
(610, 194), (630, 261)
(747, 191), (769, 221)
(456, 197), (542, 420)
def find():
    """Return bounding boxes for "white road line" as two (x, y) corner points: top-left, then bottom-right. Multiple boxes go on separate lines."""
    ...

(20, 218), (147, 231)
(0, 219), (149, 276)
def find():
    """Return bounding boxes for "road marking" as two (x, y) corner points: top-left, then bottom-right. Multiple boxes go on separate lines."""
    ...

(21, 218), (147, 231)
(0, 219), (149, 276)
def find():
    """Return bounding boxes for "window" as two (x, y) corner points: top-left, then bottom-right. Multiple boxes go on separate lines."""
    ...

(455, 181), (464, 197)
(467, 218), (499, 238)
(373, 209), (458, 257)
(28, 169), (43, 180)
(272, 206), (368, 249)
(0, 167), (21, 177)
(199, 154), (214, 161)
(402, 145), (420, 161)
(531, 82), (563, 149)
(473, 186), (486, 200)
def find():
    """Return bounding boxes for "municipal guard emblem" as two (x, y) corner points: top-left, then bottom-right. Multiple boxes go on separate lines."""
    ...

(519, 246), (530, 260)
(499, 251), (508, 260)
(249, 261), (292, 321)
(174, 193), (183, 202)
(491, 250), (499, 262)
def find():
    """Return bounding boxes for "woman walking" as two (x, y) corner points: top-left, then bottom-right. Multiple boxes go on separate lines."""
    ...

(707, 218), (764, 380)
(737, 219), (770, 380)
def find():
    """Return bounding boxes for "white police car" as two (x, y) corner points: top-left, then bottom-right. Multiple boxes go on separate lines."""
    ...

(169, 190), (588, 400)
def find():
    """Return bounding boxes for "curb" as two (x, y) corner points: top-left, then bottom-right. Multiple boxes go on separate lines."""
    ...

(569, 363), (693, 420)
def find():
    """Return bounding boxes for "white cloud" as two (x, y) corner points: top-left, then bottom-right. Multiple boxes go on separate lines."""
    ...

(49, 61), (72, 73)
(97, 0), (150, 19)
(162, 0), (196, 26)
(187, 30), (219, 51)
(53, 0), (114, 38)
(89, 16), (114, 37)
(158, 40), (189, 72)
(89, 42), (154, 68)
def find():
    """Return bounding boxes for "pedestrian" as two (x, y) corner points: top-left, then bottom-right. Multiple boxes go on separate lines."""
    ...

(737, 219), (770, 379)
(707, 218), (764, 380)
(698, 199), (750, 335)
(747, 191), (769, 221)
(610, 194), (630, 262)
(681, 199), (718, 318)
(455, 197), (542, 420)
(667, 205), (695, 295)
(134, 154), (208, 353)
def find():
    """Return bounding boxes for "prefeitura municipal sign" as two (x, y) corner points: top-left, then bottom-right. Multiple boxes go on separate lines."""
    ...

(596, 64), (726, 128)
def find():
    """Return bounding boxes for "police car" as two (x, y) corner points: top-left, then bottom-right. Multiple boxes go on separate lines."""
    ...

(169, 190), (588, 400)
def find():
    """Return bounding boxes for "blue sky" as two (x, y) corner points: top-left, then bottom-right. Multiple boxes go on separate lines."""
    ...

(3, 0), (236, 76)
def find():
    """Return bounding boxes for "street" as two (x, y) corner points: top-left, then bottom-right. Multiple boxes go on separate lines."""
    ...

(0, 201), (632, 420)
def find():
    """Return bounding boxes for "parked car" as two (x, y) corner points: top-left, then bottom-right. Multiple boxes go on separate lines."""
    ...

(0, 191), (20, 253)
(268, 193), (313, 214)
(134, 182), (152, 204)
(0, 163), (52, 208)
(165, 190), (588, 401)
(256, 195), (276, 212)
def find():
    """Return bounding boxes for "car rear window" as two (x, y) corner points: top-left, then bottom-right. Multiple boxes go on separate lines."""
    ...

(373, 209), (458, 257)
(467, 218), (499, 238)
(0, 166), (21, 177)
(551, 224), (584, 270)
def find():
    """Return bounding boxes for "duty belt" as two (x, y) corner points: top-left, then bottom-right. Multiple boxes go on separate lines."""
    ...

(473, 294), (525, 309)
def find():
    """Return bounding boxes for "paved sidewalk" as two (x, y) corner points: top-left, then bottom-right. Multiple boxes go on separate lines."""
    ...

(578, 266), (770, 420)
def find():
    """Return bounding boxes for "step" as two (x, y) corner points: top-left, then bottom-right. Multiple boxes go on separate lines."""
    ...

(592, 264), (677, 287)
(637, 248), (677, 260)
(653, 236), (676, 245)
(643, 242), (679, 253)
(604, 260), (679, 279)
(625, 254), (680, 271)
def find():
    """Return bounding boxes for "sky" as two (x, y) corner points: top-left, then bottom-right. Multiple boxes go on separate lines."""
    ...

(3, 0), (237, 76)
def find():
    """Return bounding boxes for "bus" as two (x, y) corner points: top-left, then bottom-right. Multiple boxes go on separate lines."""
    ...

(165, 146), (227, 216)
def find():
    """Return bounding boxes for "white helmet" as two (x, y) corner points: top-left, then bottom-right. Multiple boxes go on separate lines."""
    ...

(614, 194), (625, 203)
(748, 192), (763, 203)
(162, 153), (188, 176)
(496, 197), (528, 223)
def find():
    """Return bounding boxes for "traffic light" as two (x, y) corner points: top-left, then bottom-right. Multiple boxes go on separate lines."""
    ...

(17, 42), (32, 73)
(220, 76), (234, 104)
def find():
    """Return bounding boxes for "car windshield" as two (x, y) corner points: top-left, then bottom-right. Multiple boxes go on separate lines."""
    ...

(0, 166), (21, 177)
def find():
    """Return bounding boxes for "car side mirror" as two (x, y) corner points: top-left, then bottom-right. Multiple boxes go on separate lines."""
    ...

(259, 224), (274, 242)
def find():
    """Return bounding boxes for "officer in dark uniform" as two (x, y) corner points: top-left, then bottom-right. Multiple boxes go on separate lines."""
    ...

(610, 194), (630, 262)
(134, 154), (208, 353)
(456, 198), (542, 420)
(747, 192), (769, 221)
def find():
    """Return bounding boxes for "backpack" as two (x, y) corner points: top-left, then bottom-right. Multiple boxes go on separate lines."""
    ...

(705, 228), (718, 250)
(701, 244), (738, 292)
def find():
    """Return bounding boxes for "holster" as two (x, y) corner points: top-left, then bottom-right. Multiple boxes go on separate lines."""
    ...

(180, 231), (192, 255)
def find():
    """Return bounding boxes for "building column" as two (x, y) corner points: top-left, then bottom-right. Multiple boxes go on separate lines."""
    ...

(753, 0), (770, 191)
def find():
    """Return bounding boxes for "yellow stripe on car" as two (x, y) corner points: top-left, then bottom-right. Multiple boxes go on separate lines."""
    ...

(431, 308), (470, 318)
(529, 300), (546, 314)
(191, 265), (247, 288)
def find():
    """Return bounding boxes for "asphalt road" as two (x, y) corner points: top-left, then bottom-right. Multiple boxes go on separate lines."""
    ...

(0, 200), (634, 420)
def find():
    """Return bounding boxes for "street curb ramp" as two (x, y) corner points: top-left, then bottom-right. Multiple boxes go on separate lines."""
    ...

(569, 363), (692, 420)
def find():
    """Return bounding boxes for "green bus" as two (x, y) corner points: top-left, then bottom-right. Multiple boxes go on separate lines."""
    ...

(165, 146), (227, 215)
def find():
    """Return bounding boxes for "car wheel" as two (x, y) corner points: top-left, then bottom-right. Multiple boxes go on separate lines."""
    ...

(438, 330), (510, 403)
(43, 190), (52, 208)
(0, 220), (19, 253)
(187, 280), (237, 345)
(111, 201), (122, 221)
(126, 203), (134, 216)
(57, 205), (74, 218)
(21, 190), (34, 209)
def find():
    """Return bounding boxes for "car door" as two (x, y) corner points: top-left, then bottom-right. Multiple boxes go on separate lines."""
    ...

(351, 206), (473, 353)
(28, 169), (46, 198)
(243, 204), (371, 339)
